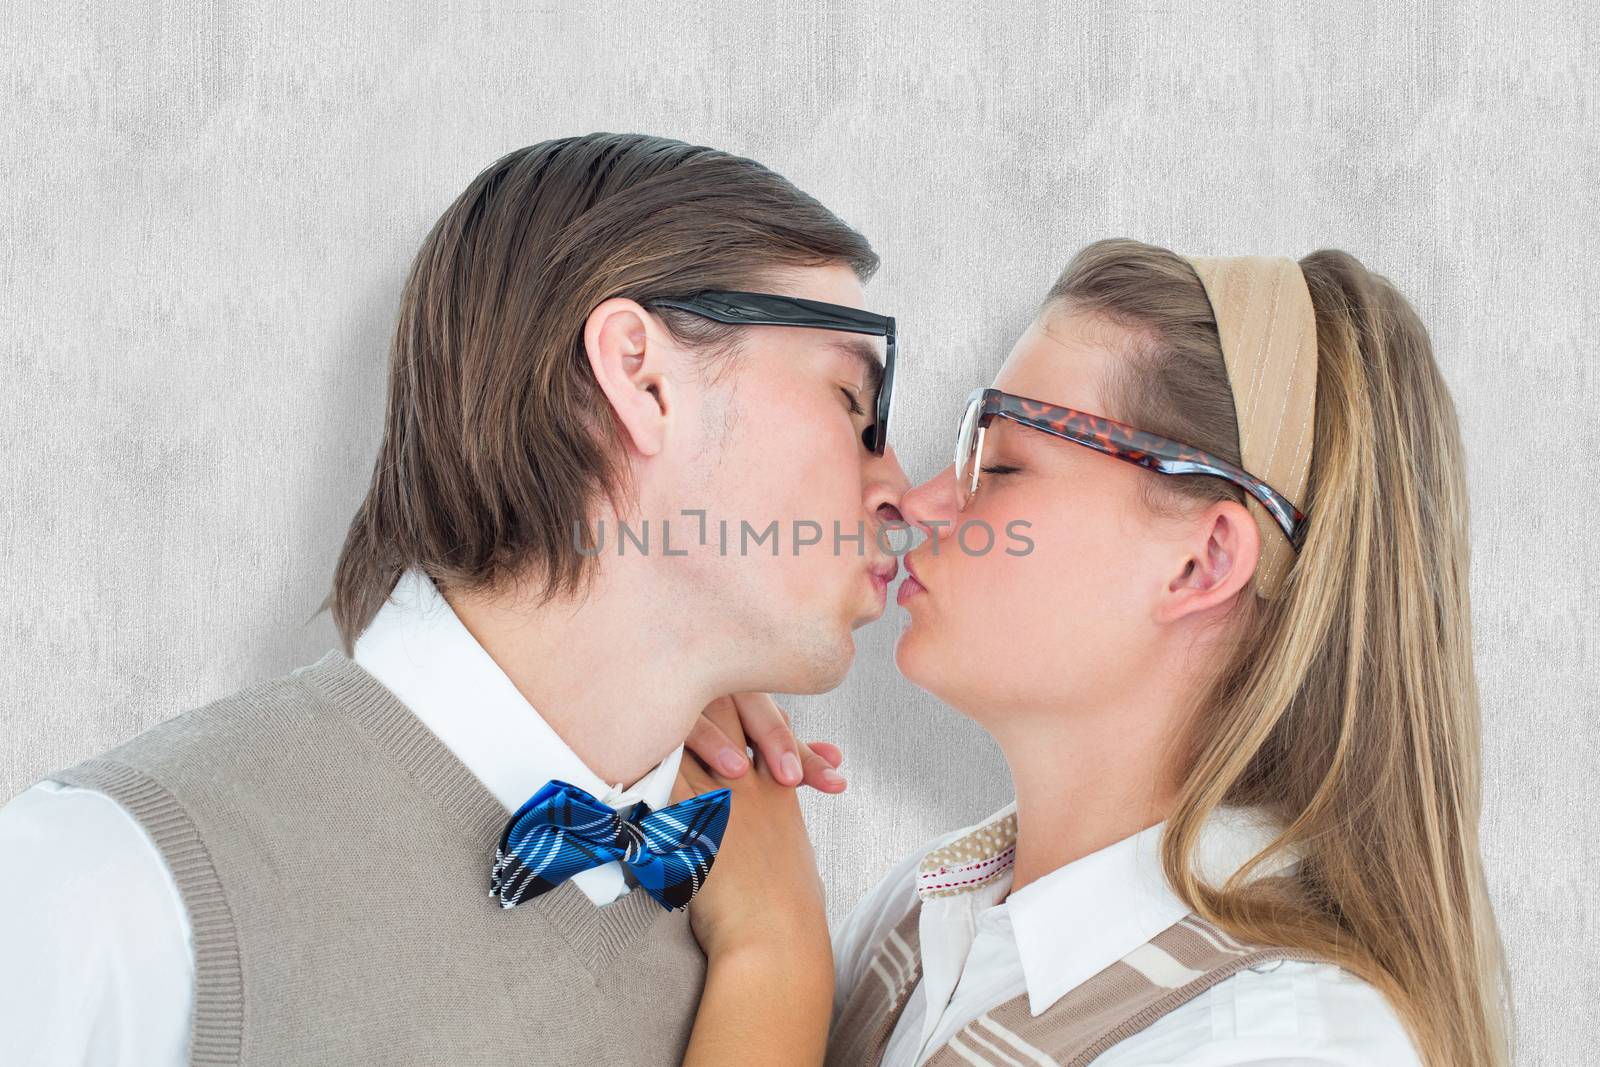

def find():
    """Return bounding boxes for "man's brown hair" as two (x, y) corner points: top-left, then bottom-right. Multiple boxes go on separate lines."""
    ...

(326, 134), (879, 651)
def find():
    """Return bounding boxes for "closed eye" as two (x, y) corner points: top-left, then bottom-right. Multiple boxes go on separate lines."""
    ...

(981, 464), (1021, 476)
(841, 387), (866, 417)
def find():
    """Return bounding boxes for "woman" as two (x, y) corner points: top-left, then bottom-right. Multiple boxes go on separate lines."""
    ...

(675, 239), (1509, 1066)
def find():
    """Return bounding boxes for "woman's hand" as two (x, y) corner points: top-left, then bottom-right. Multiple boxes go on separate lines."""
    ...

(685, 691), (848, 794)
(674, 694), (831, 964)
(677, 693), (833, 1066)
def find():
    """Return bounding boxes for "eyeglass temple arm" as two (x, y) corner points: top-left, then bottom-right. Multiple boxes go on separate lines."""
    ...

(990, 409), (1306, 548)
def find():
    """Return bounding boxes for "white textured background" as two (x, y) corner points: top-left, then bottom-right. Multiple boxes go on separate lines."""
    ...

(3, 3), (1595, 1062)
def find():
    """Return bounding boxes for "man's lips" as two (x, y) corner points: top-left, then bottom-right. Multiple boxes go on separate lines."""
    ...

(868, 557), (899, 597)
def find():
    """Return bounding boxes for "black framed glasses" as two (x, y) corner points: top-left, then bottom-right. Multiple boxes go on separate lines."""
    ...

(645, 290), (897, 455)
(956, 387), (1308, 550)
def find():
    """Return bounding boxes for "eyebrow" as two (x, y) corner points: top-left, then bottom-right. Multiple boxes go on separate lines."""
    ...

(825, 337), (885, 399)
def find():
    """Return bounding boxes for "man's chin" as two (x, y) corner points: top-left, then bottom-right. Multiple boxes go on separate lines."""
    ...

(778, 620), (857, 695)
(850, 604), (887, 631)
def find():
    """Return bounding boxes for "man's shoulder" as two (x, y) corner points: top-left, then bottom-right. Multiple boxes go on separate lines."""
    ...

(0, 780), (191, 934)
(46, 650), (357, 801)
(93, 651), (345, 760)
(0, 780), (194, 1061)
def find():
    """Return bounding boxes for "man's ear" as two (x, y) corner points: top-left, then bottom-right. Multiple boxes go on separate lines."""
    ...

(583, 297), (672, 458)
(1153, 499), (1261, 624)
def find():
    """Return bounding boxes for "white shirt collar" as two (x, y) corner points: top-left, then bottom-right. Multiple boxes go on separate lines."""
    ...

(351, 567), (684, 815)
(917, 800), (1295, 1018)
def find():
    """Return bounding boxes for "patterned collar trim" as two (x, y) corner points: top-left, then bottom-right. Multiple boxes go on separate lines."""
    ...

(916, 805), (1018, 900)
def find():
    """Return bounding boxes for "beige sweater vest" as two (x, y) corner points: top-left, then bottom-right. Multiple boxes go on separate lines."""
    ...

(50, 650), (706, 1066)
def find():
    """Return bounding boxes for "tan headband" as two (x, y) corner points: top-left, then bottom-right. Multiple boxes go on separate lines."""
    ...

(1182, 255), (1318, 599)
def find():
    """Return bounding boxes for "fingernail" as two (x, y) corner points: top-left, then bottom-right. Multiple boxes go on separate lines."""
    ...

(718, 749), (747, 775)
(821, 768), (846, 787)
(782, 752), (803, 783)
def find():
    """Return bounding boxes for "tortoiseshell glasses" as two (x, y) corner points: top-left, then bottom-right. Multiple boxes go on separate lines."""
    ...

(954, 387), (1309, 550)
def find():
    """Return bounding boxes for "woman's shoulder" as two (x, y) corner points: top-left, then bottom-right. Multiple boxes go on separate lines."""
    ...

(829, 821), (955, 952)
(1092, 958), (1422, 1066)
(831, 806), (1006, 945)
(828, 812), (998, 1016)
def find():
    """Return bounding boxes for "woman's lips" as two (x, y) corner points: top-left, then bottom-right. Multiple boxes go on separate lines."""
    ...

(897, 555), (927, 605)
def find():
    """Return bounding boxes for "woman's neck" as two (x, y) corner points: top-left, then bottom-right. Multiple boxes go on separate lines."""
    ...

(988, 701), (1181, 896)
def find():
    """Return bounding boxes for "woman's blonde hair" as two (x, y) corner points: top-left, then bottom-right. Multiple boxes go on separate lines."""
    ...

(1047, 239), (1509, 1066)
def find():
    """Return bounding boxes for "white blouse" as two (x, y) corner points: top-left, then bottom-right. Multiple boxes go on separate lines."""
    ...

(830, 802), (1423, 1066)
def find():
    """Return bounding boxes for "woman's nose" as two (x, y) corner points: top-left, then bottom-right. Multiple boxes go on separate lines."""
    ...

(900, 463), (959, 539)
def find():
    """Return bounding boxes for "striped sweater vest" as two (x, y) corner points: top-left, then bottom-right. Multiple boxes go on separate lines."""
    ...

(825, 902), (1321, 1066)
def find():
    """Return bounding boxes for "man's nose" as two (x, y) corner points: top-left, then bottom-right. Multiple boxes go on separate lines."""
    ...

(862, 444), (911, 526)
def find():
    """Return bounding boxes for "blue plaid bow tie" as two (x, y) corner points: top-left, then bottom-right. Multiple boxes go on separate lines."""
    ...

(490, 779), (731, 912)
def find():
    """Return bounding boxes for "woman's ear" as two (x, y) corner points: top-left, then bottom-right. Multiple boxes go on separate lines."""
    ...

(1154, 499), (1261, 624)
(583, 297), (672, 458)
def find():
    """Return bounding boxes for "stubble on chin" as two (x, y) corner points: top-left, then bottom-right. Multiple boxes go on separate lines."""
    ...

(768, 615), (856, 696)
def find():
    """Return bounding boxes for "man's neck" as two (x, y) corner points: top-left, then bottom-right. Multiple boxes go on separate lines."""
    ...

(441, 570), (722, 788)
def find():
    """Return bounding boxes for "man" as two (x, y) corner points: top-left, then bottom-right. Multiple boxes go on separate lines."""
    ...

(0, 133), (909, 1065)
